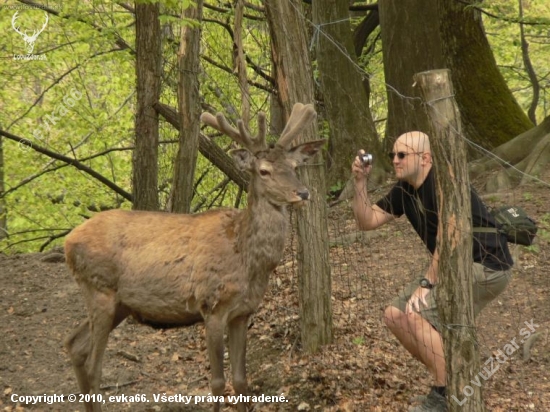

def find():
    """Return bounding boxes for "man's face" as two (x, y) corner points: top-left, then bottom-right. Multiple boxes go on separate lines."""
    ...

(390, 140), (424, 182)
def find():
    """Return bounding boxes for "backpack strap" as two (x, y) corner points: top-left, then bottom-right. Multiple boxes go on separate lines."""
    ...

(472, 227), (499, 234)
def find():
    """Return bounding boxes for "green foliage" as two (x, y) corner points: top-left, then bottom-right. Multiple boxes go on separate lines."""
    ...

(1, 2), (134, 252)
(352, 336), (365, 345)
(0, 0), (270, 253)
(483, 0), (550, 123)
(1, 0), (548, 254)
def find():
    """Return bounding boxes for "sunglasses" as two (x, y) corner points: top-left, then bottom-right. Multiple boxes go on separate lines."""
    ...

(388, 151), (423, 160)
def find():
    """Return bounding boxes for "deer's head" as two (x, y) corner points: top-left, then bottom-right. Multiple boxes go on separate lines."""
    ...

(11, 11), (49, 54)
(201, 103), (325, 207)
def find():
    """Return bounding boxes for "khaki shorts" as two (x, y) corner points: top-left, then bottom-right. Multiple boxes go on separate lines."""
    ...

(391, 263), (512, 331)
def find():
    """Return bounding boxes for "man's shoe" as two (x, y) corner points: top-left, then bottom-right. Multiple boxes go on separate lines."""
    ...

(408, 387), (447, 412)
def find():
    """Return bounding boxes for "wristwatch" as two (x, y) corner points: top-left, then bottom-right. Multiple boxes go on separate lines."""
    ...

(419, 278), (435, 289)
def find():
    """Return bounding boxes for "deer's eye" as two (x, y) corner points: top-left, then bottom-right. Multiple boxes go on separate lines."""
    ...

(259, 169), (271, 177)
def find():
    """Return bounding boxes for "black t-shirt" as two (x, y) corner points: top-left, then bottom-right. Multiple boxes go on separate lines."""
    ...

(376, 169), (513, 271)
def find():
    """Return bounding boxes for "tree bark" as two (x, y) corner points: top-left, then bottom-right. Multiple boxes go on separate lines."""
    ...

(378, 0), (445, 143)
(415, 69), (484, 412)
(170, 2), (203, 213)
(234, 0), (251, 126)
(154, 102), (250, 192)
(438, 0), (533, 148)
(312, 0), (380, 189)
(0, 137), (6, 240)
(133, 2), (161, 211)
(469, 116), (550, 191)
(265, 0), (333, 353)
(379, 0), (533, 151)
(519, 0), (540, 125)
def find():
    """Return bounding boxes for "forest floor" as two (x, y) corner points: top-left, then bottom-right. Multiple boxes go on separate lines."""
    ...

(1, 173), (549, 412)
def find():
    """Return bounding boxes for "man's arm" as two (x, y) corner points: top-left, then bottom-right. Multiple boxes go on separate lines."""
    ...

(351, 152), (394, 230)
(406, 242), (440, 314)
(425, 248), (439, 285)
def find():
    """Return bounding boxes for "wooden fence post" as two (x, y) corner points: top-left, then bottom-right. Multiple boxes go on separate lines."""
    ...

(414, 69), (485, 412)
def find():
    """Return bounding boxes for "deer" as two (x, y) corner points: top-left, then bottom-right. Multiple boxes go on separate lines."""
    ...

(11, 11), (49, 54)
(64, 103), (325, 412)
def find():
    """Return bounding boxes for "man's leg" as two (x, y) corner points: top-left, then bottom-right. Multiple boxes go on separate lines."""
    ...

(384, 305), (446, 386)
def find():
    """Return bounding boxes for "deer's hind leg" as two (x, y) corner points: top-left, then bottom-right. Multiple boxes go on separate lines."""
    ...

(65, 320), (93, 400)
(66, 289), (129, 412)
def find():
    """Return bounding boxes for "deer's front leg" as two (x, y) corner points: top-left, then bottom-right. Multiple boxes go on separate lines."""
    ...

(228, 315), (249, 412)
(205, 316), (226, 412)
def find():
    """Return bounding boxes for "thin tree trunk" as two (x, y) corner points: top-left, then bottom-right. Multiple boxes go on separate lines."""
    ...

(154, 102), (250, 192)
(265, 0), (333, 353)
(0, 137), (6, 240)
(170, 2), (203, 213)
(133, 2), (161, 211)
(234, 0), (250, 126)
(415, 69), (484, 412)
(518, 0), (539, 125)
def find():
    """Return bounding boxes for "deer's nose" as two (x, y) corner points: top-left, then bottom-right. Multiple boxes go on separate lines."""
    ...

(296, 189), (310, 201)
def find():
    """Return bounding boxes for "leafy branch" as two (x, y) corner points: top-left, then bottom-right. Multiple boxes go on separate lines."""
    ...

(0, 129), (133, 202)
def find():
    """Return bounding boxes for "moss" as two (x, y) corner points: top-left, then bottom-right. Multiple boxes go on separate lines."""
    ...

(440, 1), (533, 149)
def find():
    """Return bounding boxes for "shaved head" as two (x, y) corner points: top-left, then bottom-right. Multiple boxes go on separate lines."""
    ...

(395, 131), (431, 154)
(391, 131), (432, 188)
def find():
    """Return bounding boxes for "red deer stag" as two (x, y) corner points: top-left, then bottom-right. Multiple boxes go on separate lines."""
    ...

(64, 103), (324, 412)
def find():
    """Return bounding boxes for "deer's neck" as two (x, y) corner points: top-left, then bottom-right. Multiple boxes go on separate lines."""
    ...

(237, 195), (288, 281)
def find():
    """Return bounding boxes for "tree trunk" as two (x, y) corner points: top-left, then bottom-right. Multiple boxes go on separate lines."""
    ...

(415, 69), (484, 412)
(133, 2), (161, 211)
(0, 137), (6, 240)
(154, 102), (250, 192)
(269, 95), (285, 136)
(438, 0), (533, 148)
(518, 0), (540, 125)
(170, 2), (203, 213)
(265, 0), (333, 353)
(378, 0), (445, 143)
(234, 0), (250, 126)
(470, 116), (550, 192)
(312, 0), (380, 190)
(379, 0), (533, 151)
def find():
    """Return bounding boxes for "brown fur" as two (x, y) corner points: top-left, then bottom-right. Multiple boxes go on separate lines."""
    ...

(64, 104), (324, 412)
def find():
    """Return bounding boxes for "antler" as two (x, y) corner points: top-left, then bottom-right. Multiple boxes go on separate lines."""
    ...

(36, 12), (49, 37)
(277, 103), (317, 149)
(201, 111), (267, 153)
(11, 12), (23, 36)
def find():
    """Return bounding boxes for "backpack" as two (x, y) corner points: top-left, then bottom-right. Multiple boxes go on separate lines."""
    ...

(474, 205), (538, 246)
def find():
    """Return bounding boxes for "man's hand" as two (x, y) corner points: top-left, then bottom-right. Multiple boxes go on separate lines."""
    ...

(351, 150), (372, 182)
(406, 286), (431, 314)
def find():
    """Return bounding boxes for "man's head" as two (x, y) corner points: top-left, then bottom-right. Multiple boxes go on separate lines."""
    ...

(391, 131), (432, 188)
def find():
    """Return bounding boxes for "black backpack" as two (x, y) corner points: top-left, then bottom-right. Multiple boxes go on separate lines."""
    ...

(474, 205), (538, 246)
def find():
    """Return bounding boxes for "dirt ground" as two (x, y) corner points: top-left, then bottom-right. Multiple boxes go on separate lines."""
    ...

(1, 178), (549, 412)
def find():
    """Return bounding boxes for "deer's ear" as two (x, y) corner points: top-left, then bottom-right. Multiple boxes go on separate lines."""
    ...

(287, 139), (325, 166)
(229, 148), (255, 171)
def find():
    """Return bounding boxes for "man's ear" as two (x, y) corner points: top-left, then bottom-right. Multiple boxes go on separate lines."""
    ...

(229, 148), (255, 171)
(287, 139), (325, 166)
(421, 152), (432, 165)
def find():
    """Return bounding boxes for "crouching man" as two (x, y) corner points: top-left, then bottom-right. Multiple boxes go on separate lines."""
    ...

(351, 131), (513, 411)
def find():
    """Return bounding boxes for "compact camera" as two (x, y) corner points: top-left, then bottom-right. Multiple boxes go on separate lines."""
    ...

(360, 153), (373, 166)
